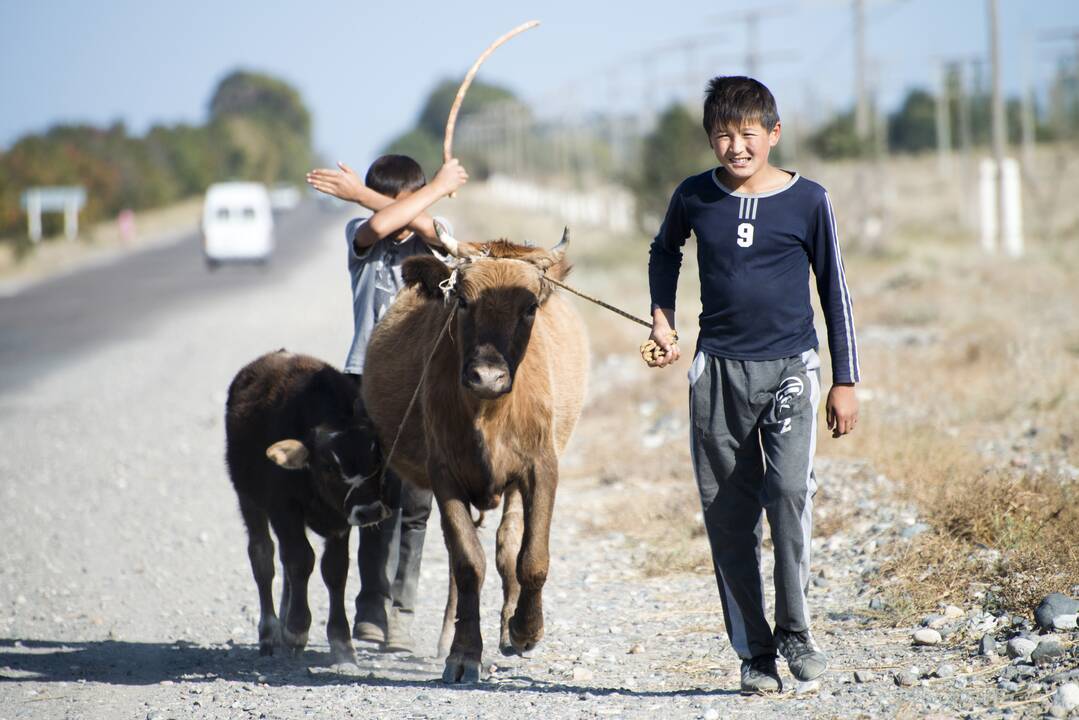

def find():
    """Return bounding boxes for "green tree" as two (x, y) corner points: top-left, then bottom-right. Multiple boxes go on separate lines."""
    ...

(0, 68), (314, 245)
(415, 78), (520, 140)
(208, 69), (313, 183)
(380, 78), (528, 179)
(806, 111), (872, 160)
(631, 103), (714, 225)
(888, 89), (937, 153)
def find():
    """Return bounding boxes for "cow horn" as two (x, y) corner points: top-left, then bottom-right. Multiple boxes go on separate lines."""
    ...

(434, 218), (467, 258)
(532, 227), (569, 270)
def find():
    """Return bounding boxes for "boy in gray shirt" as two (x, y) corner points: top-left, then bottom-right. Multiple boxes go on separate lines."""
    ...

(307, 154), (468, 652)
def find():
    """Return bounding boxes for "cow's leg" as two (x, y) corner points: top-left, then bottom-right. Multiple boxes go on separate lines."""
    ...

(496, 485), (525, 656)
(238, 494), (278, 656)
(271, 514), (315, 657)
(436, 486), (485, 684)
(436, 563), (457, 658)
(509, 455), (557, 654)
(321, 530), (356, 664)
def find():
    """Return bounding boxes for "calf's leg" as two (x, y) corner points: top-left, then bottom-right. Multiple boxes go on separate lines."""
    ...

(238, 494), (278, 655)
(436, 566), (457, 658)
(509, 456), (557, 654)
(321, 530), (356, 663)
(436, 486), (486, 683)
(496, 485), (525, 656)
(271, 514), (315, 656)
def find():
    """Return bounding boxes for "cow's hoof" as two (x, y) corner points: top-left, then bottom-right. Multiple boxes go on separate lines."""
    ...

(508, 617), (542, 654)
(442, 655), (482, 684)
(281, 627), (308, 658)
(330, 641), (357, 666)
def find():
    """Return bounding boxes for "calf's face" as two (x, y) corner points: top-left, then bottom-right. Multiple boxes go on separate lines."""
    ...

(402, 232), (568, 400)
(266, 420), (388, 525)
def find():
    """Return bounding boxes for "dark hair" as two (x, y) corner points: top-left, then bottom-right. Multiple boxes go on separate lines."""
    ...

(364, 154), (426, 197)
(702, 76), (780, 137)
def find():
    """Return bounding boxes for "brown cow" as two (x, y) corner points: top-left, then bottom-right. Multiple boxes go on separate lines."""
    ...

(361, 232), (588, 683)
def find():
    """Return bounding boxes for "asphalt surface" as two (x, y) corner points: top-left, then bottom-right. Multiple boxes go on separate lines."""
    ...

(0, 201), (341, 393)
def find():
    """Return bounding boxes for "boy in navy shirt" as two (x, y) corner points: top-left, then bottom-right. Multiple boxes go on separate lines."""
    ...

(646, 76), (860, 693)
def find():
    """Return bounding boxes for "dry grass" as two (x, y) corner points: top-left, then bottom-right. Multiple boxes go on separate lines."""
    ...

(819, 160), (1079, 616)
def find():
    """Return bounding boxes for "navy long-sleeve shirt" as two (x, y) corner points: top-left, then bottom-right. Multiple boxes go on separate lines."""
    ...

(648, 169), (860, 384)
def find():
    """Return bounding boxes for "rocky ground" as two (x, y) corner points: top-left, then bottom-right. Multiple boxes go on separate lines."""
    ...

(0, 196), (1076, 719)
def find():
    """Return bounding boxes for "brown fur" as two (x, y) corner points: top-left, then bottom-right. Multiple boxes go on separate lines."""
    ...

(362, 239), (588, 681)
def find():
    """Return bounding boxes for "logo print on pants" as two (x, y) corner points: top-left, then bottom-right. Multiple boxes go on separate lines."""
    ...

(776, 376), (805, 417)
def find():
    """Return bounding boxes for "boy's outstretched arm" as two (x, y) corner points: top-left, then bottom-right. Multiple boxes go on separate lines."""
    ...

(305, 161), (441, 242)
(808, 192), (861, 437)
(353, 160), (468, 249)
(645, 183), (690, 368)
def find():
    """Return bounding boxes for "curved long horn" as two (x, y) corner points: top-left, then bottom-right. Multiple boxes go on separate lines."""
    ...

(533, 227), (570, 270)
(443, 20), (540, 197)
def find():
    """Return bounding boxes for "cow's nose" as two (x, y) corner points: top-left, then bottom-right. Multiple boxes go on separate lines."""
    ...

(464, 364), (510, 397)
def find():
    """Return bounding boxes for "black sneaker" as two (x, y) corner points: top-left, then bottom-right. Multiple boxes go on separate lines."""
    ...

(740, 654), (782, 694)
(774, 627), (828, 681)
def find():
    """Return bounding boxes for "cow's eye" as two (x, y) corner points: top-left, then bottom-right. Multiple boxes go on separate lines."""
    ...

(457, 295), (469, 310)
(524, 302), (539, 317)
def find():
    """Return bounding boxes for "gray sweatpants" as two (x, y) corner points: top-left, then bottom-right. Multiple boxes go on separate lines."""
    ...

(688, 349), (821, 660)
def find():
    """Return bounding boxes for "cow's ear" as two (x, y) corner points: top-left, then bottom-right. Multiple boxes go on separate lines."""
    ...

(266, 439), (309, 469)
(402, 256), (451, 300)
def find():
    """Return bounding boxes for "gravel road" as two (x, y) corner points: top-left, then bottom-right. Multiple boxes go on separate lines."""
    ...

(0, 199), (1057, 719)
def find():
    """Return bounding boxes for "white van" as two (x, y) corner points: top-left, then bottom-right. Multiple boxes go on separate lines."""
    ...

(201, 182), (274, 266)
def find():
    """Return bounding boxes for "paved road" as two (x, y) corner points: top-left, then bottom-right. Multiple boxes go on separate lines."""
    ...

(0, 201), (341, 392)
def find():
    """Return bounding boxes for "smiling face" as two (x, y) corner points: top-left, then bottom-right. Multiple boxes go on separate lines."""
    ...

(708, 119), (781, 185)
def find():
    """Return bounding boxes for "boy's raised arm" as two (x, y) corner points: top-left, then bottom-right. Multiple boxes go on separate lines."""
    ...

(305, 162), (440, 242)
(353, 160), (469, 249)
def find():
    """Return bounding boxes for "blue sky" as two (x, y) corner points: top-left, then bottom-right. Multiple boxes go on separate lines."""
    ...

(2, 1), (1077, 170)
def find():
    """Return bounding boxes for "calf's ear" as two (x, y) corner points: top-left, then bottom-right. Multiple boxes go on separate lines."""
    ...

(266, 439), (309, 469)
(402, 256), (451, 300)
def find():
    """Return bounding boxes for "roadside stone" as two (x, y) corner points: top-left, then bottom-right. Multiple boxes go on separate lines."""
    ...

(1035, 594), (1079, 631)
(1053, 682), (1079, 713)
(1031, 640), (1065, 666)
(1006, 637), (1036, 662)
(868, 597), (885, 611)
(933, 664), (957, 679)
(913, 628), (942, 646)
(942, 604), (964, 619)
(703, 709), (720, 720)
(627, 643), (644, 654)
(922, 614), (946, 628)
(894, 670), (919, 687)
(572, 666), (594, 682)
(854, 670), (875, 683)
(1052, 613), (1078, 631)
(979, 634), (997, 656)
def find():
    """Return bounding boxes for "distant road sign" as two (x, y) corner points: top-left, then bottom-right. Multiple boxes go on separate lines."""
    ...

(20, 186), (87, 242)
(20, 186), (86, 211)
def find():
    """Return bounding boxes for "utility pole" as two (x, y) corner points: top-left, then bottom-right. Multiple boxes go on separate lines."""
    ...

(705, 6), (796, 79)
(988, 0), (1007, 251)
(1020, 33), (1035, 171)
(854, 0), (870, 142)
(936, 60), (953, 175)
